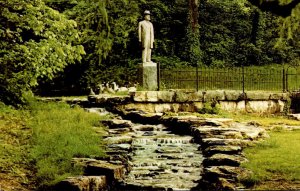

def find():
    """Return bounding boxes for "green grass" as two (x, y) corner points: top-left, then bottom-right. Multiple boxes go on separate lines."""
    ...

(0, 102), (33, 190)
(0, 100), (108, 190)
(28, 101), (107, 187)
(241, 130), (300, 189)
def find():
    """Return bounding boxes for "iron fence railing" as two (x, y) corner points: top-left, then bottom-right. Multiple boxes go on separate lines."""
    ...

(157, 64), (300, 92)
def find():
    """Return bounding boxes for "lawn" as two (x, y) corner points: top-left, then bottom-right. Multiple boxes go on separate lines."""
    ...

(241, 129), (300, 189)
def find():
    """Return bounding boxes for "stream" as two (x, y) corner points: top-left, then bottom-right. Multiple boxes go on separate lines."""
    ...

(97, 108), (204, 190)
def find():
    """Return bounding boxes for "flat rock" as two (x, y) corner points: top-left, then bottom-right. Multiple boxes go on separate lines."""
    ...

(85, 108), (109, 116)
(203, 166), (245, 180)
(204, 118), (233, 127)
(203, 145), (242, 156)
(102, 119), (133, 129)
(203, 154), (247, 167)
(230, 122), (268, 140)
(288, 114), (300, 121)
(108, 127), (131, 134)
(55, 176), (107, 191)
(72, 158), (125, 182)
(104, 136), (132, 144)
(107, 143), (131, 151)
(201, 138), (250, 147)
(192, 126), (243, 139)
(132, 125), (155, 131)
(217, 177), (235, 190)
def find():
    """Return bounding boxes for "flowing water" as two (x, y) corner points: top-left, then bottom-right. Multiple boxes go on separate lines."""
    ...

(128, 125), (203, 189)
(104, 117), (204, 190)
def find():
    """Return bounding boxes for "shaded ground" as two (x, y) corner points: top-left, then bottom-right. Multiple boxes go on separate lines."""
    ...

(0, 111), (36, 191)
(251, 180), (300, 190)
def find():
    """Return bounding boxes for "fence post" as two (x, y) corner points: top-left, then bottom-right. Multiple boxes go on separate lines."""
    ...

(157, 62), (160, 91)
(283, 67), (286, 92)
(286, 67), (289, 92)
(242, 64), (245, 94)
(196, 64), (199, 91)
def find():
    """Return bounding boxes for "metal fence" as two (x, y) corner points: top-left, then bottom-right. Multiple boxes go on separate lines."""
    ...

(158, 65), (300, 92)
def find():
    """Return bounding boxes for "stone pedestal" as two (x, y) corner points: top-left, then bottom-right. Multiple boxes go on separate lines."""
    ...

(138, 62), (158, 91)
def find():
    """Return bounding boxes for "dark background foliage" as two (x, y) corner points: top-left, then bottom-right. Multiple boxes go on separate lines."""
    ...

(0, 0), (299, 105)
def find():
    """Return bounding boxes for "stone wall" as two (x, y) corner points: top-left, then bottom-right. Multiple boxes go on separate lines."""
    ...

(125, 90), (288, 114)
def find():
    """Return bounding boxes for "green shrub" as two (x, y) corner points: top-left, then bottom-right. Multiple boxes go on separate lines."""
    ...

(28, 101), (107, 187)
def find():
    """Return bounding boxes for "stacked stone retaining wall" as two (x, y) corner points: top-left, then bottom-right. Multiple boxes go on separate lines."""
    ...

(88, 90), (289, 114)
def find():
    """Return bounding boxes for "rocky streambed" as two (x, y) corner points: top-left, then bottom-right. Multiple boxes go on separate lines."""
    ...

(57, 106), (268, 191)
(103, 119), (203, 190)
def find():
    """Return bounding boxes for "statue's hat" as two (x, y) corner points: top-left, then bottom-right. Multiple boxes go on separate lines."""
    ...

(144, 10), (151, 15)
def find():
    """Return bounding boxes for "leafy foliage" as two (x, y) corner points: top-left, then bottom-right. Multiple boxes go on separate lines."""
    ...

(0, 0), (299, 103)
(0, 0), (84, 105)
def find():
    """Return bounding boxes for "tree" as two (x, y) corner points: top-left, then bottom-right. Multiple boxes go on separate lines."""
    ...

(185, 0), (202, 65)
(247, 0), (300, 17)
(0, 0), (84, 105)
(248, 0), (300, 40)
(62, 0), (141, 87)
(198, 0), (299, 67)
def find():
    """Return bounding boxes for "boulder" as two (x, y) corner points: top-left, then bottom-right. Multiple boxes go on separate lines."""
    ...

(173, 91), (203, 102)
(174, 91), (192, 102)
(133, 91), (147, 102)
(219, 101), (238, 112)
(245, 100), (281, 113)
(204, 90), (226, 101)
(157, 91), (176, 102)
(269, 93), (288, 100)
(146, 91), (159, 102)
(55, 176), (107, 191)
(224, 90), (244, 101)
(72, 158), (125, 182)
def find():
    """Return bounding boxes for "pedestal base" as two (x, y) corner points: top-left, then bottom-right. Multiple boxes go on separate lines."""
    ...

(138, 62), (158, 91)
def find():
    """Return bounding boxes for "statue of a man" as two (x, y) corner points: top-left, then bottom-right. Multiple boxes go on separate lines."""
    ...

(138, 10), (154, 63)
